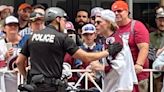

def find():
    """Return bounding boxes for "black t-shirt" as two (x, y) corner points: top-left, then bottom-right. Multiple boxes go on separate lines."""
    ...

(21, 25), (79, 78)
(19, 23), (28, 31)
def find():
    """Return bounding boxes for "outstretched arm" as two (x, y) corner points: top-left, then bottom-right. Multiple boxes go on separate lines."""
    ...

(72, 42), (123, 63)
(72, 48), (109, 63)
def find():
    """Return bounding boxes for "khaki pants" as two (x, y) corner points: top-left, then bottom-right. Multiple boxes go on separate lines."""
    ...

(138, 79), (149, 92)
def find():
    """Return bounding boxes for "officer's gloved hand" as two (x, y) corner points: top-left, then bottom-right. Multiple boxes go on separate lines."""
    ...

(108, 42), (123, 57)
(62, 62), (72, 80)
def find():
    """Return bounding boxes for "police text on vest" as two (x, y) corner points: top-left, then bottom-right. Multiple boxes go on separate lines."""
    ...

(32, 34), (55, 43)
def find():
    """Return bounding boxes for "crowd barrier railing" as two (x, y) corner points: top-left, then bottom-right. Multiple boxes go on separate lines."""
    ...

(0, 68), (163, 92)
(142, 69), (163, 92)
(0, 67), (20, 92)
(64, 69), (102, 92)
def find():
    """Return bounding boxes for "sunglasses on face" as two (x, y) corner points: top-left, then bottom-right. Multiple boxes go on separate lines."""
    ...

(157, 18), (164, 22)
(95, 21), (102, 25)
(114, 10), (124, 13)
(91, 16), (95, 20)
(30, 12), (44, 18)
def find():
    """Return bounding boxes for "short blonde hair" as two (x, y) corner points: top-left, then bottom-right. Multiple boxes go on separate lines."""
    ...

(111, 21), (119, 31)
(107, 20), (118, 31)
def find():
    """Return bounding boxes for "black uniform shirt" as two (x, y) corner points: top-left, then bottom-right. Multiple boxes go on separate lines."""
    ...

(21, 25), (79, 78)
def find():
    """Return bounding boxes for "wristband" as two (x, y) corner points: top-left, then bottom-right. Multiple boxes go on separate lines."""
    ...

(136, 63), (143, 67)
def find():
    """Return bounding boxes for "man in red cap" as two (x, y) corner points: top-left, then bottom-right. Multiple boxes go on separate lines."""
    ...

(17, 3), (32, 31)
(111, 0), (150, 92)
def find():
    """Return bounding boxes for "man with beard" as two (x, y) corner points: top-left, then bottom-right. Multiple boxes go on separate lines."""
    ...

(150, 6), (164, 92)
(17, 3), (32, 31)
(75, 9), (90, 45)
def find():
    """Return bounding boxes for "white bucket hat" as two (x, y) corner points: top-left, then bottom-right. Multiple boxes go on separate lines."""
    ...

(0, 5), (14, 13)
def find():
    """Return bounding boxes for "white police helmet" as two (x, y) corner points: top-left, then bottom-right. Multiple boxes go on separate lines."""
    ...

(45, 7), (67, 22)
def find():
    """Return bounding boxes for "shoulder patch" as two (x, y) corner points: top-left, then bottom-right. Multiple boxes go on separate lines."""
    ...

(106, 37), (115, 44)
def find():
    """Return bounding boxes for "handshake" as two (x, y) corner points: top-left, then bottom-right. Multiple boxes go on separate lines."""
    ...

(107, 42), (123, 57)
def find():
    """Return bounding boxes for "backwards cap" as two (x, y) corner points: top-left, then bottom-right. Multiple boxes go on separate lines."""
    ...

(100, 9), (116, 23)
(29, 12), (44, 22)
(156, 6), (164, 18)
(90, 7), (104, 17)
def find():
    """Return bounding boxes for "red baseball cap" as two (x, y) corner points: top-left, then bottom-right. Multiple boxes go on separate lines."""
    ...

(18, 3), (32, 10)
(111, 0), (128, 11)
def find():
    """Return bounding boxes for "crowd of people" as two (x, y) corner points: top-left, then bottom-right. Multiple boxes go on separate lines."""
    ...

(0, 0), (164, 92)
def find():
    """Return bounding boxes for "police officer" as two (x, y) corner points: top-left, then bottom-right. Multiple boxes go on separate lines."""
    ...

(16, 7), (122, 92)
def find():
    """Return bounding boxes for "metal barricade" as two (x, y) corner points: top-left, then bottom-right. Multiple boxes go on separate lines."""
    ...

(0, 67), (21, 92)
(14, 69), (102, 92)
(143, 69), (163, 92)
(64, 69), (164, 92)
(1, 68), (163, 92)
(65, 69), (102, 92)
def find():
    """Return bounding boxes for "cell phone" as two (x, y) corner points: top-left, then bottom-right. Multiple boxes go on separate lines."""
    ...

(6, 42), (12, 50)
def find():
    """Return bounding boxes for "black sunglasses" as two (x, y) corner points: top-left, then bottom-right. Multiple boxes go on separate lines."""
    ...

(91, 16), (96, 20)
(114, 10), (124, 13)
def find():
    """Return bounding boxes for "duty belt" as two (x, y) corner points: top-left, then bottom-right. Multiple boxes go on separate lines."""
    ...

(44, 77), (60, 85)
(31, 74), (61, 85)
(33, 75), (66, 87)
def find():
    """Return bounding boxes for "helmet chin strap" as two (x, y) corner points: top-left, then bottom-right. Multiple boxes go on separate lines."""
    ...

(63, 29), (67, 33)
(56, 17), (61, 32)
(58, 22), (61, 32)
